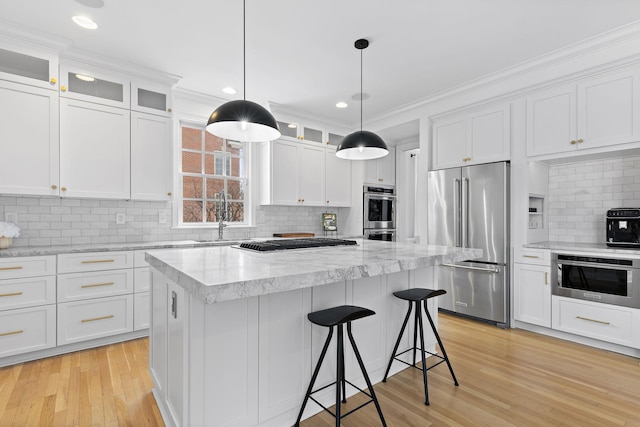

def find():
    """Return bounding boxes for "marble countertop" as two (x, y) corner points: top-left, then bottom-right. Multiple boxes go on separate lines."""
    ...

(145, 239), (483, 304)
(0, 239), (241, 257)
(524, 241), (640, 256)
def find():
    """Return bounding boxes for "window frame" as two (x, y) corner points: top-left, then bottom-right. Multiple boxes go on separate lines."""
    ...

(176, 120), (251, 228)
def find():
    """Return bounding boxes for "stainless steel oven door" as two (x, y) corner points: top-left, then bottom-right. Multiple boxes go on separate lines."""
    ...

(364, 193), (395, 229)
(551, 256), (640, 308)
(364, 229), (396, 242)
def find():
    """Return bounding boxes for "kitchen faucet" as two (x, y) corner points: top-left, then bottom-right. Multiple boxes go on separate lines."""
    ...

(217, 191), (228, 240)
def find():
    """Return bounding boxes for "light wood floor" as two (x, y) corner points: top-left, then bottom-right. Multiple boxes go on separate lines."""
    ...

(1, 314), (639, 426)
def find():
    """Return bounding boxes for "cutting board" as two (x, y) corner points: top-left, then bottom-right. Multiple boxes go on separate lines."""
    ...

(272, 233), (315, 238)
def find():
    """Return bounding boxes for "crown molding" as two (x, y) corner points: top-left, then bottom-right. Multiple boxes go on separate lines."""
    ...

(0, 19), (69, 52)
(269, 102), (353, 134)
(173, 87), (229, 105)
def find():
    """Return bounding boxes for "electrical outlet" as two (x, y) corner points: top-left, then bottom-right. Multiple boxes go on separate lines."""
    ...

(115, 212), (126, 225)
(5, 211), (18, 224)
(158, 212), (169, 224)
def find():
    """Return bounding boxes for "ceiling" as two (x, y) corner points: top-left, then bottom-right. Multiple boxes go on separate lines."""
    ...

(2, 0), (640, 137)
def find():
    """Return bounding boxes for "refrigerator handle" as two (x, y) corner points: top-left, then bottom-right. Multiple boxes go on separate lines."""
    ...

(461, 177), (469, 248)
(453, 178), (460, 246)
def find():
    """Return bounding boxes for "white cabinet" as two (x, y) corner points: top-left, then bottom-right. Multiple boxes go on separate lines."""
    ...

(0, 43), (59, 90)
(513, 248), (551, 328)
(325, 146), (351, 207)
(131, 80), (172, 117)
(364, 148), (396, 185)
(0, 79), (59, 196)
(432, 104), (510, 170)
(276, 120), (325, 144)
(552, 296), (640, 349)
(59, 62), (130, 109)
(0, 255), (57, 358)
(59, 98), (131, 199)
(260, 139), (325, 206)
(131, 112), (172, 201)
(526, 70), (640, 157)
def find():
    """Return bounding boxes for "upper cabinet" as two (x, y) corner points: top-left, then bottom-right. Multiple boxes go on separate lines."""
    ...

(131, 112), (172, 200)
(325, 146), (351, 207)
(526, 70), (640, 157)
(432, 103), (510, 170)
(0, 44), (58, 90)
(60, 62), (130, 109)
(276, 120), (335, 145)
(364, 149), (396, 185)
(131, 79), (172, 117)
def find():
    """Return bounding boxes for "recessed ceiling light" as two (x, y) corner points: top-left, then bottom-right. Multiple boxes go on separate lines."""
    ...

(222, 87), (236, 94)
(72, 15), (98, 29)
(75, 74), (95, 82)
(287, 123), (297, 128)
(336, 102), (348, 109)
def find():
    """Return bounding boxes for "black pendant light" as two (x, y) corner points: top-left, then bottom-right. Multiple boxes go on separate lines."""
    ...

(206, 0), (281, 142)
(336, 39), (388, 160)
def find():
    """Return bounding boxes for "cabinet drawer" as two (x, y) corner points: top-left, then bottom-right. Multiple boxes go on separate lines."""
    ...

(58, 294), (134, 345)
(552, 296), (639, 348)
(57, 251), (133, 274)
(0, 304), (56, 358)
(134, 267), (150, 293)
(0, 256), (56, 279)
(0, 276), (56, 310)
(514, 247), (550, 265)
(57, 270), (133, 302)
(134, 292), (150, 331)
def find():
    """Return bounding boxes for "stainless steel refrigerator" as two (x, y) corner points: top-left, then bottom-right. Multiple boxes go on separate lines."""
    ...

(427, 161), (509, 327)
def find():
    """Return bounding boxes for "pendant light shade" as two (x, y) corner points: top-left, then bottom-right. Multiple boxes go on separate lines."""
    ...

(335, 130), (388, 160)
(336, 38), (388, 160)
(206, 100), (281, 142)
(205, 0), (281, 142)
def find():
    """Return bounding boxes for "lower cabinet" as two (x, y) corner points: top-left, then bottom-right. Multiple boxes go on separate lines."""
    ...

(513, 262), (551, 327)
(0, 305), (56, 358)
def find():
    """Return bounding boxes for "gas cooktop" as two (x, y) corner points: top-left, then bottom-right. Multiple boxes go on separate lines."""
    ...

(238, 238), (357, 252)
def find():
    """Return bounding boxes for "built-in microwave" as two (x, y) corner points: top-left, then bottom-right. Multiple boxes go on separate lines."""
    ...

(363, 186), (395, 230)
(551, 253), (640, 309)
(607, 208), (640, 247)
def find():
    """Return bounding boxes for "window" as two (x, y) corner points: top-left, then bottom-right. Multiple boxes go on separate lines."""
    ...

(180, 124), (247, 225)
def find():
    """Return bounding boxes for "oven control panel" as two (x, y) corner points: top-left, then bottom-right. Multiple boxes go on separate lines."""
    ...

(607, 208), (640, 218)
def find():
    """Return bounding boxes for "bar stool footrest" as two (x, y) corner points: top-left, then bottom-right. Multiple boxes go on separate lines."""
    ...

(307, 379), (377, 421)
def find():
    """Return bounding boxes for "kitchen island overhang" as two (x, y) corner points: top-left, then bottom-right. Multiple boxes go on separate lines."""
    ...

(146, 240), (481, 427)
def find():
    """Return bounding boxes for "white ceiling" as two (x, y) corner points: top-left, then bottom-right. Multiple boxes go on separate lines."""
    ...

(2, 0), (640, 136)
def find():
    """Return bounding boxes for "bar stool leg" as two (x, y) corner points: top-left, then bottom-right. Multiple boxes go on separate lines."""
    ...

(423, 301), (459, 386)
(347, 323), (387, 427)
(335, 324), (343, 426)
(295, 327), (334, 427)
(412, 302), (419, 366)
(382, 302), (413, 382)
(339, 333), (346, 404)
(416, 304), (430, 405)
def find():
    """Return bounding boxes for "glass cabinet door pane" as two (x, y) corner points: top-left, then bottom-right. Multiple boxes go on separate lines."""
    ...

(277, 121), (298, 138)
(137, 88), (167, 112)
(68, 72), (124, 102)
(303, 126), (322, 143)
(328, 133), (344, 146)
(0, 48), (49, 82)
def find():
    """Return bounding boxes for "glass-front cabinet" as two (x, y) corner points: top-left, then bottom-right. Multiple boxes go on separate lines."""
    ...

(59, 62), (130, 108)
(0, 44), (58, 90)
(131, 79), (172, 117)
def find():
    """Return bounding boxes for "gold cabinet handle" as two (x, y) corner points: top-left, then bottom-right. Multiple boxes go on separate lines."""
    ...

(0, 266), (23, 271)
(81, 315), (114, 323)
(0, 330), (24, 337)
(51, 185), (58, 190)
(81, 259), (115, 264)
(167, 192), (172, 196)
(544, 272), (548, 285)
(378, 178), (383, 182)
(61, 187), (67, 192)
(0, 292), (23, 297)
(576, 316), (609, 325)
(577, 138), (584, 143)
(523, 255), (539, 259)
(463, 157), (472, 162)
(61, 85), (67, 92)
(50, 77), (57, 85)
(81, 282), (114, 289)
(570, 140), (577, 145)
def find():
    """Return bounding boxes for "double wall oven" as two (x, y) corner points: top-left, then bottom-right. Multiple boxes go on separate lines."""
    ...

(552, 253), (640, 309)
(363, 185), (396, 241)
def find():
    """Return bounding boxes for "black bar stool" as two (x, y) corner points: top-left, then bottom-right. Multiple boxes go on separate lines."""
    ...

(295, 305), (386, 427)
(382, 288), (458, 405)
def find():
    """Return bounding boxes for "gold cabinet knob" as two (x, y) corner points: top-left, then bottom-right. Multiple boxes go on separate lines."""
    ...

(463, 157), (471, 162)
(570, 140), (577, 145)
(61, 86), (67, 92)
(577, 138), (583, 143)
(327, 200), (330, 204)
(378, 178), (383, 182)
(51, 185), (57, 190)
(167, 108), (172, 113)
(167, 192), (172, 196)
(61, 187), (67, 192)
(50, 77), (57, 85)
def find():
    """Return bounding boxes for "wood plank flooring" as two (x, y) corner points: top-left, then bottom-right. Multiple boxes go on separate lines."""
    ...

(1, 313), (639, 426)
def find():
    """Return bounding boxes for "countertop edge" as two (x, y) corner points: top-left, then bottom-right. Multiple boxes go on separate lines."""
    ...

(524, 241), (640, 256)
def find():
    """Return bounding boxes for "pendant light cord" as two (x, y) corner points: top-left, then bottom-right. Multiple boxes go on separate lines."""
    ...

(243, 0), (246, 101)
(360, 47), (363, 132)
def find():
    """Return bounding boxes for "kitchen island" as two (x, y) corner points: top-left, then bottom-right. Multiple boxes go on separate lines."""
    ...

(145, 239), (481, 427)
